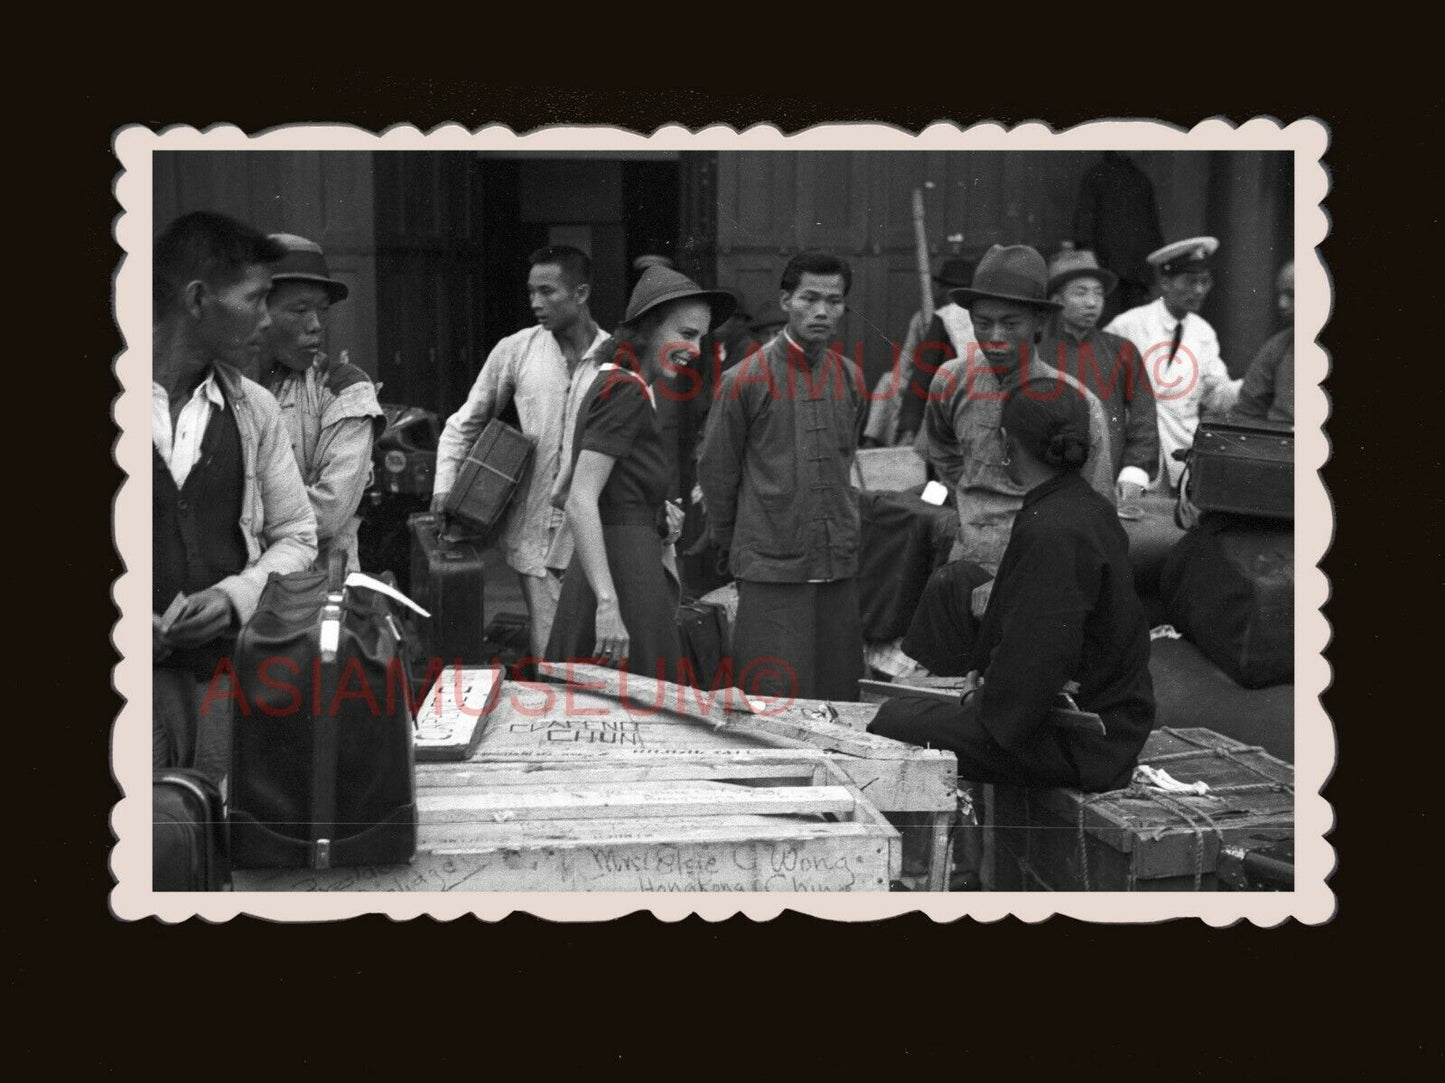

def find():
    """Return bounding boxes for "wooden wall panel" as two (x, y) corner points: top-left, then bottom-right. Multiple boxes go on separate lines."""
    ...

(713, 149), (1290, 392)
(152, 150), (380, 379)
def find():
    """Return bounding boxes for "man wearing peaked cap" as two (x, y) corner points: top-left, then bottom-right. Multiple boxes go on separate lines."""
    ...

(434, 245), (612, 659)
(1037, 247), (1159, 500)
(902, 244), (1117, 679)
(1105, 236), (1242, 491)
(259, 232), (384, 574)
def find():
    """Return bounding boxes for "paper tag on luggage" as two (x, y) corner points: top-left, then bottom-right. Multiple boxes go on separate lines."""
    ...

(343, 572), (431, 619)
(920, 480), (949, 506)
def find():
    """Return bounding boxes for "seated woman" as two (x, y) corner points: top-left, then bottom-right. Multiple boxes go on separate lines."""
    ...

(870, 378), (1156, 792)
(545, 266), (735, 685)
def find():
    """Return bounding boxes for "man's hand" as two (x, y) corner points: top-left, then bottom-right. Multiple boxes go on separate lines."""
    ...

(662, 499), (684, 545)
(165, 588), (236, 648)
(430, 491), (449, 514)
(153, 613), (173, 663)
(593, 597), (630, 668)
(969, 580), (994, 620)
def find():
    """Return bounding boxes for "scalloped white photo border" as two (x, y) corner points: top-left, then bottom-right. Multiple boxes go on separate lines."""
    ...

(111, 118), (1332, 925)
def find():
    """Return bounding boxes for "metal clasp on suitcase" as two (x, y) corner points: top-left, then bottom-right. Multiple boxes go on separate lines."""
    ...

(319, 590), (344, 663)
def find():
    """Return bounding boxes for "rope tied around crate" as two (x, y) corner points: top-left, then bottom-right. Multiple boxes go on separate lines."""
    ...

(1154, 728), (1296, 796)
(1075, 731), (1293, 890)
(1077, 782), (1226, 891)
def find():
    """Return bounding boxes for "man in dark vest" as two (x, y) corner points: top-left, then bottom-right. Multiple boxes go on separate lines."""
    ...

(153, 212), (317, 783)
(259, 233), (384, 573)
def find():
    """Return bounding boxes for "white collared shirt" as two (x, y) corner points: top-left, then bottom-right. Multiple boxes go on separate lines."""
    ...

(153, 371), (225, 489)
(1105, 297), (1241, 489)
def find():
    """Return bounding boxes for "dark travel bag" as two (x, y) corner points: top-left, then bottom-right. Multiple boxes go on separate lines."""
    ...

(1160, 514), (1294, 690)
(153, 768), (231, 891)
(230, 552), (417, 869)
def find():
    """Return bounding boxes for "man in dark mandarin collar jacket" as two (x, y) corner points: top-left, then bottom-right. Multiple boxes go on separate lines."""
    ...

(699, 250), (869, 702)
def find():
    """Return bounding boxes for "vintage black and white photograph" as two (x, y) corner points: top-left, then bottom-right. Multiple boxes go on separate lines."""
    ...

(114, 122), (1329, 920)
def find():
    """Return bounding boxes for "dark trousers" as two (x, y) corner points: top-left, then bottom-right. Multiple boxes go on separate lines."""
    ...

(153, 664), (236, 787)
(732, 578), (864, 702)
(901, 559), (994, 677)
(868, 697), (1084, 789)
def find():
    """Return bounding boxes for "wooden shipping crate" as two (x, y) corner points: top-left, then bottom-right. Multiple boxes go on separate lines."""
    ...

(989, 727), (1295, 891)
(443, 418), (534, 535)
(412, 665), (502, 762)
(524, 663), (957, 815)
(234, 750), (900, 892)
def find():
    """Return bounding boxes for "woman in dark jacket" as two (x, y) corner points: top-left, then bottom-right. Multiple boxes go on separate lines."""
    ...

(545, 266), (735, 685)
(870, 377), (1155, 792)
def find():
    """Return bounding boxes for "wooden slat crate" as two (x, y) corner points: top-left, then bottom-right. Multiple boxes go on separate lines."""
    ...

(234, 750), (900, 892)
(989, 727), (1295, 891)
(525, 663), (957, 815)
(412, 665), (501, 761)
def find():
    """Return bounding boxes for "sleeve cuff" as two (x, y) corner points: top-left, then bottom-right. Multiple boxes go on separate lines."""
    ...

(1117, 466), (1150, 491)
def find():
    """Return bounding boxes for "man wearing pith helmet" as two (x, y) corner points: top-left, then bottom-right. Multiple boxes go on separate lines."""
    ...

(259, 232), (385, 574)
(1105, 236), (1241, 492)
(1037, 247), (1159, 501)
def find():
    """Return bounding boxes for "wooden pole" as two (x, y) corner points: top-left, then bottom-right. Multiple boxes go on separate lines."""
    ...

(912, 186), (934, 324)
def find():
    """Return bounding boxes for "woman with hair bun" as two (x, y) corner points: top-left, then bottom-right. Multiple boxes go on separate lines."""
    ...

(870, 377), (1156, 794)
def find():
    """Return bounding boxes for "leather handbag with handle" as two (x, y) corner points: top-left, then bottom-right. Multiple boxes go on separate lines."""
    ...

(229, 550), (417, 869)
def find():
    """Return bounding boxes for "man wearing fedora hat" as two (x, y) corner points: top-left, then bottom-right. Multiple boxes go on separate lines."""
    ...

(863, 256), (977, 448)
(699, 250), (869, 702)
(259, 233), (385, 575)
(1038, 247), (1159, 500)
(905, 244), (1115, 677)
(1105, 236), (1242, 491)
(434, 245), (611, 660)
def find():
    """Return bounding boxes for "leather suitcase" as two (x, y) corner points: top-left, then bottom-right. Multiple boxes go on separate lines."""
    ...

(1160, 515), (1294, 689)
(676, 600), (730, 690)
(409, 511), (487, 670)
(153, 768), (231, 891)
(230, 554), (417, 869)
(1187, 420), (1293, 520)
(443, 418), (535, 536)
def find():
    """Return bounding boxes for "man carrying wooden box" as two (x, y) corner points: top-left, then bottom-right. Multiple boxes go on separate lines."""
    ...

(432, 246), (610, 659)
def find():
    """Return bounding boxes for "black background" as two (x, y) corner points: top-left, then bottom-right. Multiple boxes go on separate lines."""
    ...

(36, 56), (1429, 1074)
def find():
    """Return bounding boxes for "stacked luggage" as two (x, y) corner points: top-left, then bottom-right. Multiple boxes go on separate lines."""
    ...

(1162, 420), (1295, 691)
